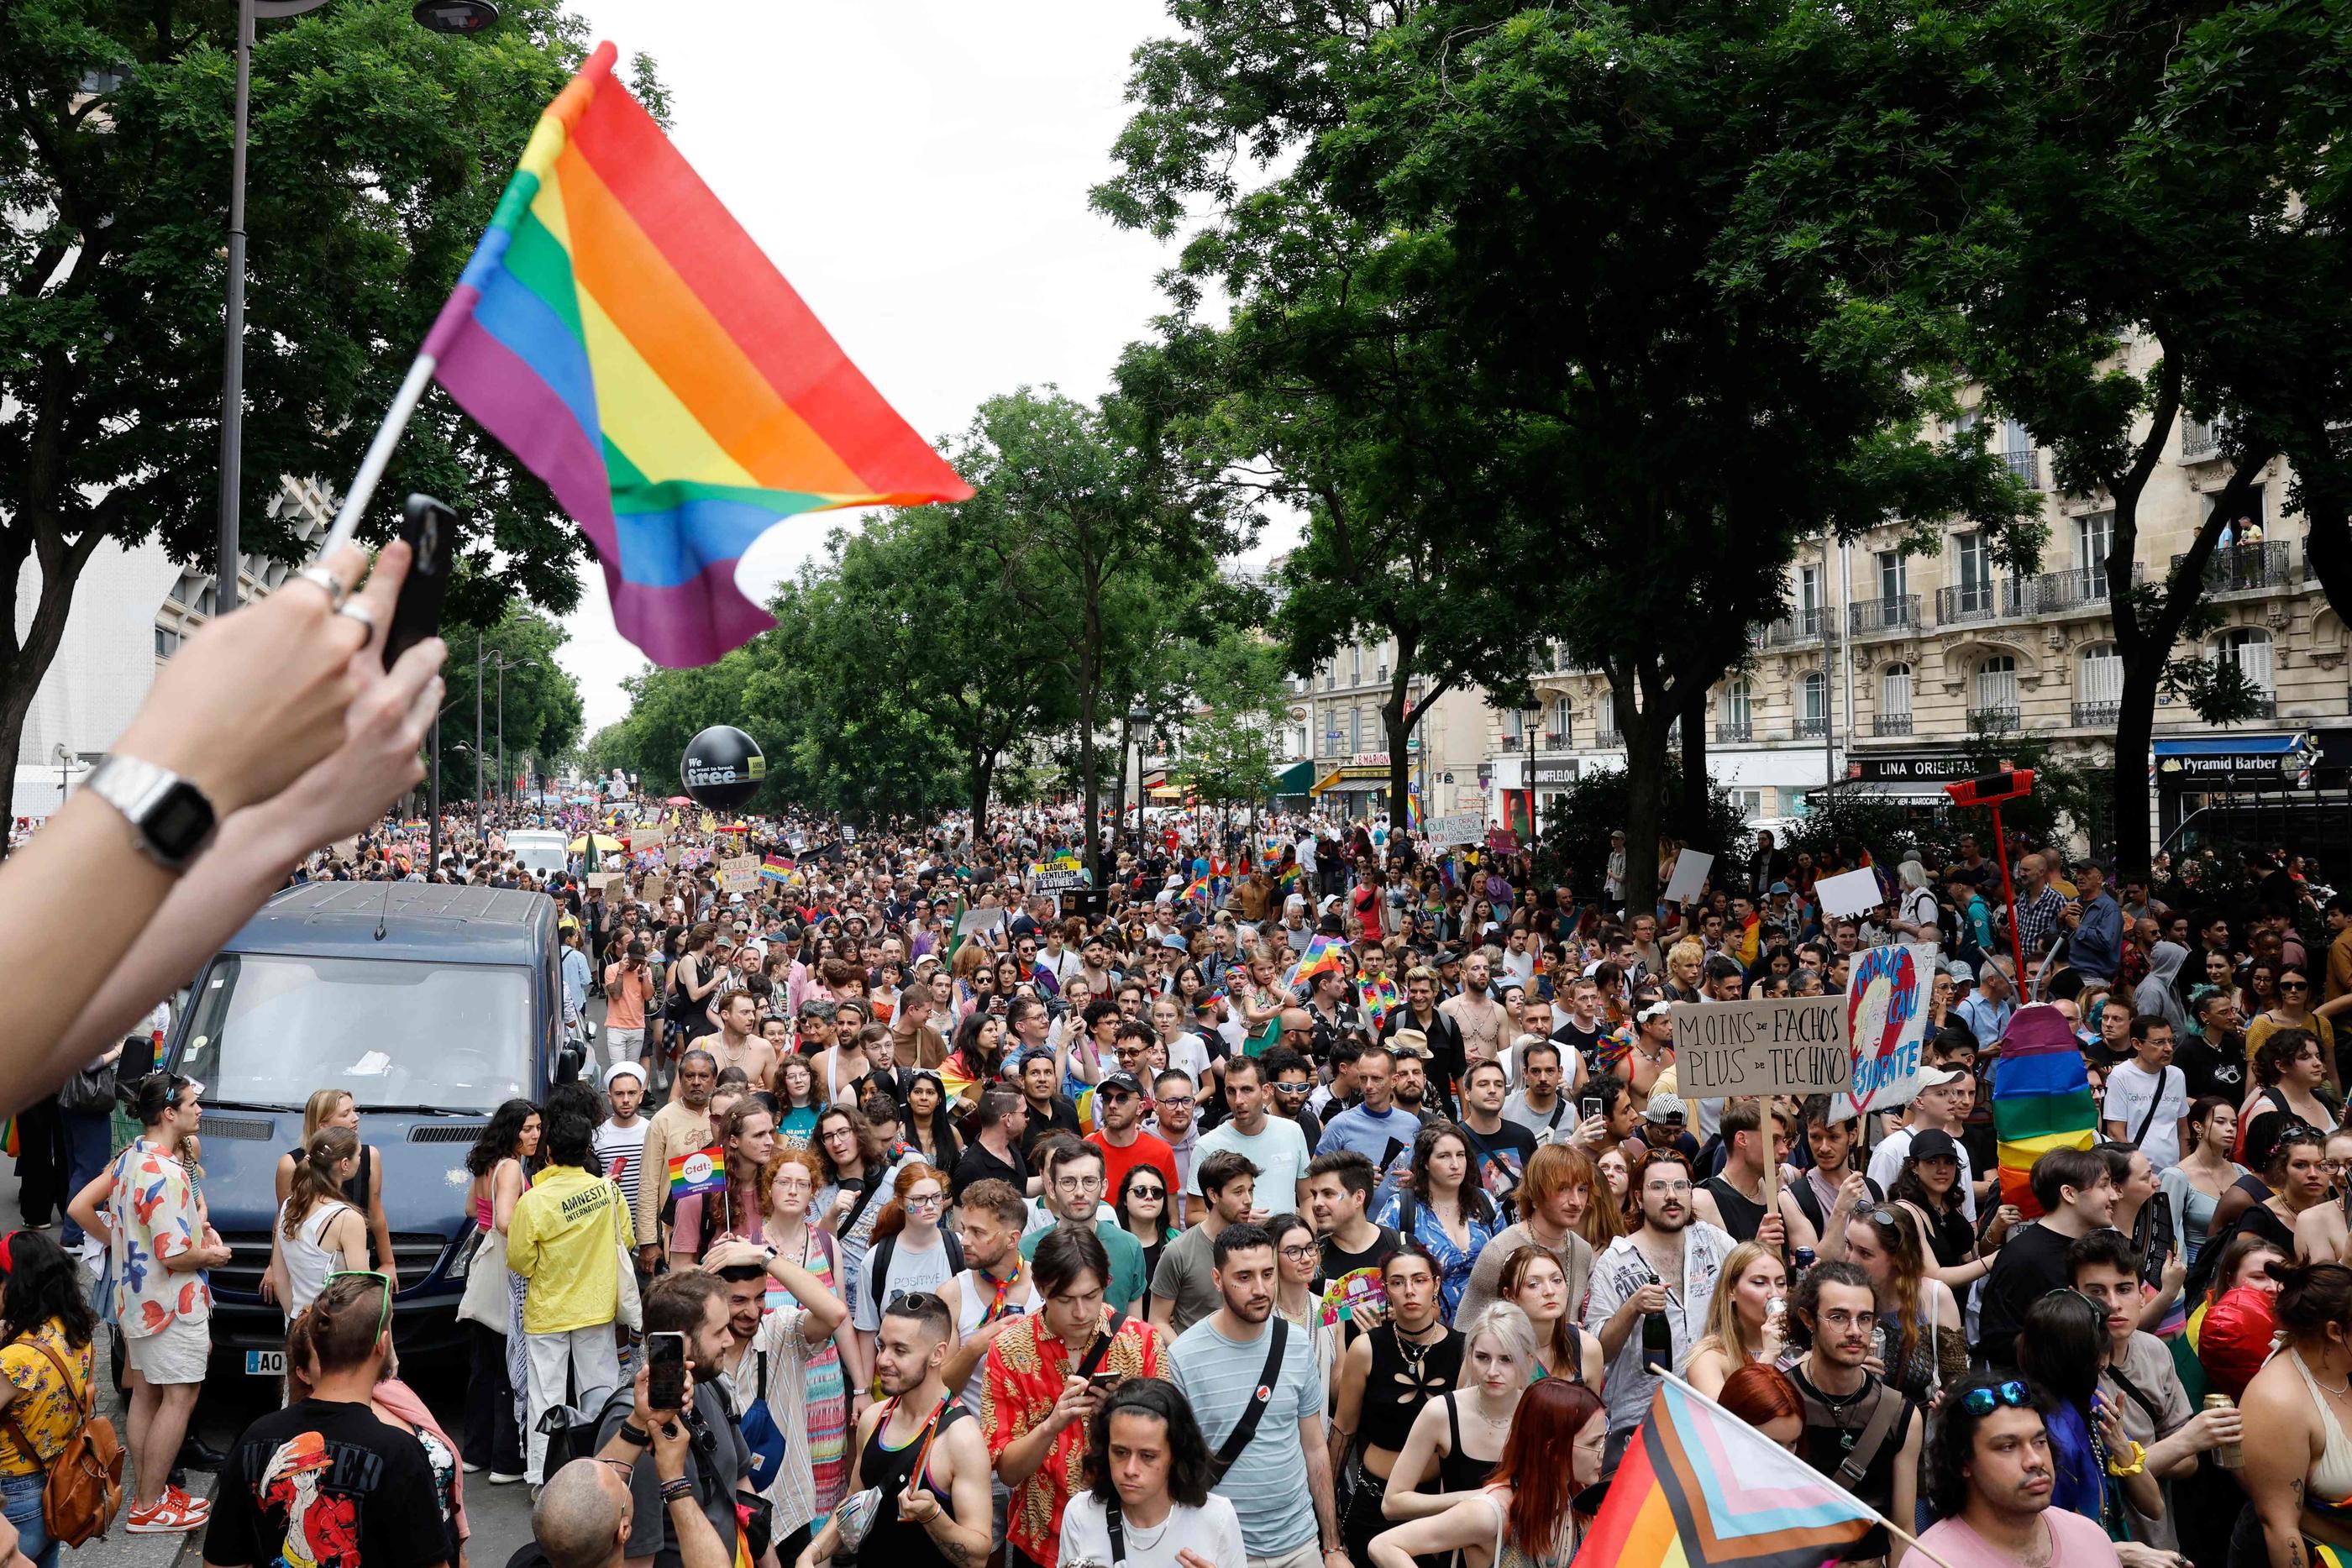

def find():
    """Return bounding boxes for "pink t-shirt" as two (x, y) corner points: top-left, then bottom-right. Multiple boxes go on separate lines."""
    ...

(1914, 1509), (2120, 1568)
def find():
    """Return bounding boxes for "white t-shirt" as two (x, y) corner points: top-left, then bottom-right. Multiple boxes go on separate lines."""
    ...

(2102, 1059), (2190, 1172)
(1058, 1492), (1246, 1568)
(1191, 1117), (1312, 1214)
(1295, 836), (1317, 871)
(1163, 1032), (1214, 1087)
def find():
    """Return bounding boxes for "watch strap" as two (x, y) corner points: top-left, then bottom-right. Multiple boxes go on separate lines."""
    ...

(84, 755), (217, 870)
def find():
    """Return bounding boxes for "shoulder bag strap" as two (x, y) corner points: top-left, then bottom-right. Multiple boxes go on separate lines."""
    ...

(1209, 1316), (1291, 1479)
(2130, 1069), (2167, 1151)
(1834, 1384), (1906, 1492)
(1105, 1496), (1127, 1567)
(2105, 1364), (2167, 1427)
(1076, 1312), (1129, 1380)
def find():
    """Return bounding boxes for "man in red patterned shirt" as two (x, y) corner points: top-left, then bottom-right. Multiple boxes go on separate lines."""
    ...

(981, 1225), (1163, 1568)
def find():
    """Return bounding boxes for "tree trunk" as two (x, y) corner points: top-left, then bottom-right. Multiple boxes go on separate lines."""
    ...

(1614, 675), (1672, 915)
(1676, 680), (1710, 842)
(2109, 657), (2160, 878)
(1079, 642), (1102, 884)
(0, 527), (99, 862)
(1386, 696), (1412, 828)
(969, 748), (995, 843)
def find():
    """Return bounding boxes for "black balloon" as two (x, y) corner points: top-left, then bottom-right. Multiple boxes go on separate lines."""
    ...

(680, 726), (765, 810)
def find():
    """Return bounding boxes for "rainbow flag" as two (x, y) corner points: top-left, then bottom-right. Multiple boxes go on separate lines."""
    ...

(1285, 935), (1346, 992)
(667, 1142), (727, 1197)
(1993, 1001), (2098, 1217)
(1583, 1379), (1877, 1568)
(422, 43), (970, 669)
(399, 819), (429, 832)
(1276, 864), (1301, 893)
(1179, 872), (1213, 904)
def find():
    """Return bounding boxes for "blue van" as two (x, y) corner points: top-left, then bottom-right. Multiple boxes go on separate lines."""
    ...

(165, 883), (566, 1371)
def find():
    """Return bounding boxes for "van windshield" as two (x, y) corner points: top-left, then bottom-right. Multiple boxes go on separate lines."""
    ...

(179, 954), (533, 1112)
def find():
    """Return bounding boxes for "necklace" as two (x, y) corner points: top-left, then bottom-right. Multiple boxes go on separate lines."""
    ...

(2305, 1350), (2352, 1398)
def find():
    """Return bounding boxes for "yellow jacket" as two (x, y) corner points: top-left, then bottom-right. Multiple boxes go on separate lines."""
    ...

(507, 1164), (628, 1334)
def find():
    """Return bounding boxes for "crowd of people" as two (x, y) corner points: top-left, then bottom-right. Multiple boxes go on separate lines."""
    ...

(18, 718), (2352, 1568)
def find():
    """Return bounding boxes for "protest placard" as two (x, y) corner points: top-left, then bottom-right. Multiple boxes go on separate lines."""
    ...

(1428, 813), (1485, 849)
(587, 872), (620, 893)
(957, 907), (1006, 937)
(1815, 866), (1886, 920)
(1669, 995), (1853, 1099)
(1030, 868), (1089, 894)
(1663, 848), (1714, 905)
(717, 854), (759, 887)
(633, 821), (667, 849)
(643, 874), (668, 905)
(1840, 943), (1938, 1120)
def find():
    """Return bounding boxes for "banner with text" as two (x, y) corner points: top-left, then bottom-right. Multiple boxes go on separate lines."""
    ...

(1840, 942), (1937, 1121)
(716, 854), (759, 888)
(1428, 813), (1486, 849)
(1670, 996), (1853, 1099)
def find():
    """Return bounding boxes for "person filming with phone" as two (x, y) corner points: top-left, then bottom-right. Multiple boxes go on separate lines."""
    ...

(593, 1272), (752, 1568)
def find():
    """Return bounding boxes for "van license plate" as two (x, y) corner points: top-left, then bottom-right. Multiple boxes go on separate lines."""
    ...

(245, 1350), (285, 1377)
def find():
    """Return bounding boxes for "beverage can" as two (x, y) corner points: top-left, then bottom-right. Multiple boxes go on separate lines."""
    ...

(2206, 1393), (2242, 1469)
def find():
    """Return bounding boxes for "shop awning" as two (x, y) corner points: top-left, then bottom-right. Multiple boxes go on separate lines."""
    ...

(1273, 760), (1315, 795)
(1312, 765), (1394, 796)
(1148, 784), (1187, 799)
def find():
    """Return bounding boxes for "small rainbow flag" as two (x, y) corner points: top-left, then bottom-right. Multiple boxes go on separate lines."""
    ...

(667, 1142), (727, 1198)
(1583, 1378), (1877, 1568)
(399, 820), (429, 833)
(422, 43), (971, 669)
(1286, 935), (1346, 992)
(1993, 1002), (2098, 1217)
(1276, 865), (1301, 893)
(1179, 872), (1213, 904)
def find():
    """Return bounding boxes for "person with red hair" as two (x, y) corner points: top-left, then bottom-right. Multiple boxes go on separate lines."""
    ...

(1715, 1363), (1806, 1454)
(1365, 1378), (1606, 1568)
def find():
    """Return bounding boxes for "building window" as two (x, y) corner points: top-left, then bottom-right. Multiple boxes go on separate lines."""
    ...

(1726, 678), (1753, 732)
(2218, 627), (2276, 708)
(2000, 417), (2039, 485)
(2207, 489), (2268, 547)
(2076, 512), (2112, 575)
(1953, 532), (1993, 616)
(1350, 646), (1362, 684)
(154, 626), (175, 658)
(2075, 643), (2122, 726)
(1500, 708), (1523, 750)
(1877, 550), (1907, 602)
(1974, 654), (2019, 724)
(1797, 564), (1823, 635)
(1877, 663), (1914, 736)
(1549, 696), (1572, 747)
(1798, 671), (1829, 736)
(1730, 788), (1767, 821)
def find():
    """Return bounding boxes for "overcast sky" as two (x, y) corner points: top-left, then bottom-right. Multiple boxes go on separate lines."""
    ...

(552, 0), (1268, 732)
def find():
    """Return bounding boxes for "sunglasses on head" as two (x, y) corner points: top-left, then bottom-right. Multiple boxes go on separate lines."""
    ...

(1961, 1380), (2033, 1415)
(326, 1269), (394, 1343)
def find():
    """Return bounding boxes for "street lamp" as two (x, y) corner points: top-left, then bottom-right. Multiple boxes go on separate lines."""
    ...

(215, 0), (496, 612)
(488, 651), (549, 810)
(1519, 700), (1543, 850)
(1130, 705), (1152, 870)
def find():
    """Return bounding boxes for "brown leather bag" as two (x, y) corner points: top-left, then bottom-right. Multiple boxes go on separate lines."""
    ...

(0, 1335), (123, 1546)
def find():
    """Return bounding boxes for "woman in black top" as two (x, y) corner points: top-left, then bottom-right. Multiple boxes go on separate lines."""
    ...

(1114, 1163), (1179, 1288)
(270, 1088), (391, 1285)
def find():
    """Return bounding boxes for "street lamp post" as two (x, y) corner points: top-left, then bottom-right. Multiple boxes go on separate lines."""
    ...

(1130, 705), (1152, 871)
(1520, 701), (1543, 853)
(214, 0), (496, 611)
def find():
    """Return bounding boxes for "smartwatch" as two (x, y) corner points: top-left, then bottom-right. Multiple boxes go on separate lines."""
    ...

(84, 756), (218, 872)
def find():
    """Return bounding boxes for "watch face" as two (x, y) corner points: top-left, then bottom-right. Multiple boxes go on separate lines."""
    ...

(147, 781), (218, 857)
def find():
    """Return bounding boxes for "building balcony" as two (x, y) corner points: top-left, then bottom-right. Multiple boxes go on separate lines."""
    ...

(1936, 580), (2017, 625)
(1544, 731), (1569, 750)
(2024, 563), (2139, 612)
(1716, 720), (1754, 743)
(1872, 713), (1914, 737)
(1968, 705), (2023, 730)
(2071, 700), (2123, 727)
(1499, 734), (1522, 752)
(1761, 607), (1824, 646)
(1793, 716), (1829, 738)
(2001, 449), (2043, 489)
(2181, 417), (2226, 463)
(2176, 540), (2293, 595)
(1849, 595), (1920, 636)
(1596, 728), (1623, 749)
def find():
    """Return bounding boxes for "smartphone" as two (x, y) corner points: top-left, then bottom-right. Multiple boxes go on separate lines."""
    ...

(381, 494), (455, 670)
(645, 1330), (687, 1412)
(1088, 1371), (1121, 1389)
(1580, 1097), (1603, 1120)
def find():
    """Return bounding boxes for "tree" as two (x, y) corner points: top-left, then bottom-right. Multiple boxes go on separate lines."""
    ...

(1532, 763), (1753, 898)
(956, 385), (1254, 879)
(433, 602), (583, 799)
(1173, 624), (1288, 820)
(1098, 0), (2025, 912)
(0, 0), (626, 839)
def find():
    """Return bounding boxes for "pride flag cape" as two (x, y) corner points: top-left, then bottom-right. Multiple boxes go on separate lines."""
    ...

(423, 42), (970, 669)
(1993, 1001), (2099, 1217)
(1583, 1377), (1877, 1568)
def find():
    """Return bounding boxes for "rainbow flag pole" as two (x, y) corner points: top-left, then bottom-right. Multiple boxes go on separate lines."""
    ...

(309, 41), (968, 668)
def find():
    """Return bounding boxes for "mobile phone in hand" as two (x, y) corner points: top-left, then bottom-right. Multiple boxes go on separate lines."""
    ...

(645, 1330), (687, 1412)
(382, 494), (455, 670)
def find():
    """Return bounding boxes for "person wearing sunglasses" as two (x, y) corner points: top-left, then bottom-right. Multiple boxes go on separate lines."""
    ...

(1916, 1376), (2123, 1568)
(207, 1273), (449, 1568)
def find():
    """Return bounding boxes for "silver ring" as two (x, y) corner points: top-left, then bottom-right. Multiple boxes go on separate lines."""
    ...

(336, 601), (376, 634)
(294, 565), (349, 608)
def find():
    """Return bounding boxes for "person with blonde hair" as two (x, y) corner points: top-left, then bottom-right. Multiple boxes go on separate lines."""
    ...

(1381, 1303), (1540, 1524)
(270, 1086), (395, 1289)
(1683, 1240), (1789, 1398)
(1499, 1245), (1604, 1385)
(1366, 1378), (1605, 1568)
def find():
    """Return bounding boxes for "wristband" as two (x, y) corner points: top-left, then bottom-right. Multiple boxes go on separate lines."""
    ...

(660, 1477), (696, 1504)
(619, 1422), (653, 1447)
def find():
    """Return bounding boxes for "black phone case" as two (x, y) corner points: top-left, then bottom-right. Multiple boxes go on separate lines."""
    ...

(383, 493), (455, 669)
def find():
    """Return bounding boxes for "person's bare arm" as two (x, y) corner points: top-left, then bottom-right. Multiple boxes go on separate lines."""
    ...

(1380, 1399), (1452, 1520)
(45, 548), (439, 1089)
(1329, 1333), (1372, 1475)
(906, 1419), (993, 1568)
(366, 1151), (399, 1291)
(66, 1171), (114, 1248)
(1887, 1413), (1923, 1568)
(1300, 1413), (1345, 1562)
(1368, 1493), (1501, 1568)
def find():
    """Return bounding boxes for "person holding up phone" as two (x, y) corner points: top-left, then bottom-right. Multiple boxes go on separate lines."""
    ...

(533, 1356), (732, 1568)
(594, 1271), (751, 1568)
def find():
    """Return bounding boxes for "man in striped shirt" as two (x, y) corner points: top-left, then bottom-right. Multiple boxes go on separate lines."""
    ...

(595, 1060), (651, 1216)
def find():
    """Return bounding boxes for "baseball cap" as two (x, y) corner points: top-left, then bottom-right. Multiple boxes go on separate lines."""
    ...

(1908, 1128), (1961, 1163)
(1098, 1071), (1146, 1098)
(1645, 1093), (1688, 1124)
(1769, 880), (1791, 895)
(1945, 959), (1975, 983)
(1914, 1066), (1966, 1092)
(604, 1060), (648, 1090)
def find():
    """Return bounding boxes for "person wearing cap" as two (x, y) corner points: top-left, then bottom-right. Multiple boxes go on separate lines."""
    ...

(1866, 1066), (1981, 1224)
(1084, 1071), (1178, 1209)
(595, 1061), (652, 1220)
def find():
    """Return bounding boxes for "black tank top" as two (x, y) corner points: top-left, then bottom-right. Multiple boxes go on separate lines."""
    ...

(855, 1398), (967, 1568)
(1362, 1324), (1463, 1453)
(1438, 1392), (1499, 1493)
(1704, 1173), (1766, 1243)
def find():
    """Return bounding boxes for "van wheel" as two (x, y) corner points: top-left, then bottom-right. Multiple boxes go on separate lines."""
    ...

(109, 1329), (126, 1396)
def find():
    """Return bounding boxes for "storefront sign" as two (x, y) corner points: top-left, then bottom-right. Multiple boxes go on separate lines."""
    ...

(1530, 758), (1581, 785)
(1844, 751), (1975, 784)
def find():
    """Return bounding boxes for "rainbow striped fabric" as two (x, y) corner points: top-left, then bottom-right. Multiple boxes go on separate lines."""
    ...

(1993, 1001), (2098, 1216)
(423, 43), (969, 669)
(1583, 1379), (1877, 1568)
(1286, 935), (1346, 992)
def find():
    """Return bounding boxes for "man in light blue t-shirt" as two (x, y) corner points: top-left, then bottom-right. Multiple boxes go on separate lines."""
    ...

(1315, 1047), (1423, 1211)
(1168, 1223), (1347, 1568)
(1191, 1057), (1311, 1221)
